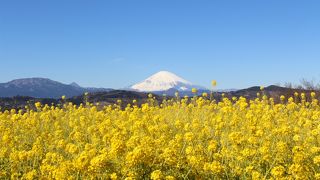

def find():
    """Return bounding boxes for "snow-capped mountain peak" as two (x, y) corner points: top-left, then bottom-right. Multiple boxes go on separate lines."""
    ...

(145, 71), (191, 85)
(131, 71), (201, 92)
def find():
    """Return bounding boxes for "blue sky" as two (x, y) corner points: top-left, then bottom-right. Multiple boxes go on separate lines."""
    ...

(1, 0), (320, 89)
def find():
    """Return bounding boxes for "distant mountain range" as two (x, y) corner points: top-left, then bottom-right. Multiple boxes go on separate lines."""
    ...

(0, 71), (231, 98)
(0, 71), (318, 111)
(1, 84), (317, 111)
(1, 71), (311, 100)
(0, 78), (112, 98)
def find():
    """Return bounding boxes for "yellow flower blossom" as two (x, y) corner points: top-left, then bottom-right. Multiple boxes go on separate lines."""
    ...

(212, 80), (217, 87)
(151, 170), (163, 180)
(1, 88), (320, 179)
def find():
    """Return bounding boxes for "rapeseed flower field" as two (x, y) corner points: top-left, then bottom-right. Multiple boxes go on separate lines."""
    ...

(1, 90), (320, 179)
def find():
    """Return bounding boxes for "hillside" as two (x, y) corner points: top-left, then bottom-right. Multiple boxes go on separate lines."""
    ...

(0, 86), (318, 111)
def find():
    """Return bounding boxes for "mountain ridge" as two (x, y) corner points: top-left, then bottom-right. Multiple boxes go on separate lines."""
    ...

(1, 73), (301, 99)
(0, 78), (112, 98)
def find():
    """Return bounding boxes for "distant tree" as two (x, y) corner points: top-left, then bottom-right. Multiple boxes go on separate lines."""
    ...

(284, 82), (293, 89)
(300, 78), (320, 91)
(280, 78), (320, 91)
(295, 85), (304, 90)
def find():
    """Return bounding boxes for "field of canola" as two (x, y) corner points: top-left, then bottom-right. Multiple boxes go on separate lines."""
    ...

(1, 90), (320, 179)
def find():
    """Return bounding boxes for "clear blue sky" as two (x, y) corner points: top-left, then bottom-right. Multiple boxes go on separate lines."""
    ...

(1, 0), (320, 89)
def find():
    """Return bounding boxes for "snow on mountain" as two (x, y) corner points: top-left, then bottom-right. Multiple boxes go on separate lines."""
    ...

(131, 71), (206, 92)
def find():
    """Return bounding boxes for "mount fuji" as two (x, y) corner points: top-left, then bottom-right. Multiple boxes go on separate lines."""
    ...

(130, 71), (208, 96)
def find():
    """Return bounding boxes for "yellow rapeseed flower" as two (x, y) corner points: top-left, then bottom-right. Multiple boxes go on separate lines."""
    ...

(151, 170), (163, 180)
(212, 80), (217, 87)
(1, 83), (320, 179)
(192, 88), (198, 94)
